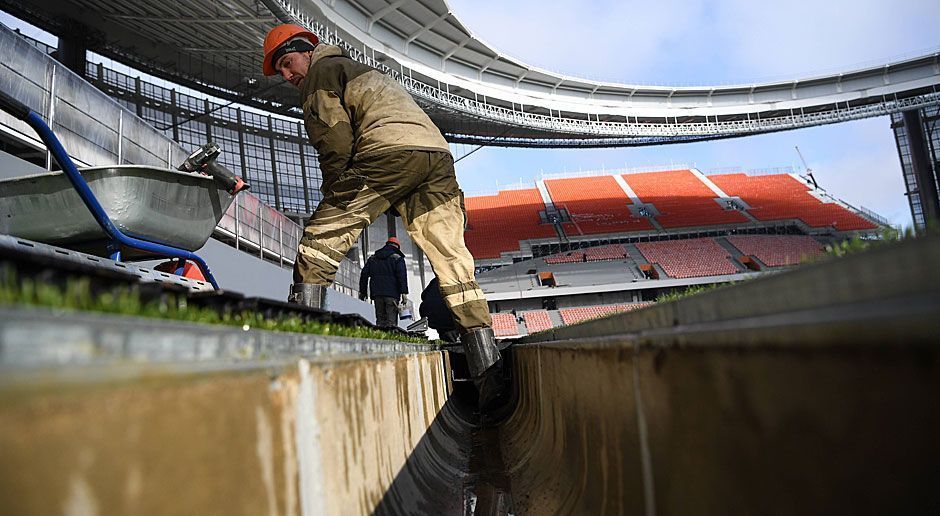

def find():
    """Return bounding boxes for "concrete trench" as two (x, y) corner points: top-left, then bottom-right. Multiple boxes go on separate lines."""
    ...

(0, 309), (511, 515)
(1, 236), (939, 515)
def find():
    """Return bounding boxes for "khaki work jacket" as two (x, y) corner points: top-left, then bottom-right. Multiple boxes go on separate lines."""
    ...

(298, 45), (450, 179)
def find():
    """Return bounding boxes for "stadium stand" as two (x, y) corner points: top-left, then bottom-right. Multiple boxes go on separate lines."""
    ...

(584, 244), (629, 262)
(545, 251), (586, 264)
(464, 189), (557, 259)
(637, 238), (740, 278)
(623, 170), (749, 228)
(544, 176), (653, 235)
(522, 310), (555, 333)
(726, 235), (824, 267)
(558, 303), (652, 325)
(491, 312), (520, 337)
(709, 173), (877, 230)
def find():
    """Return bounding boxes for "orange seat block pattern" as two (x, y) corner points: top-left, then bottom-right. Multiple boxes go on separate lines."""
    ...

(636, 238), (739, 278)
(726, 235), (824, 267)
(584, 244), (628, 262)
(545, 251), (586, 264)
(491, 312), (519, 337)
(709, 174), (877, 230)
(522, 310), (554, 333)
(559, 303), (652, 325)
(623, 170), (748, 228)
(545, 176), (653, 235)
(464, 189), (557, 259)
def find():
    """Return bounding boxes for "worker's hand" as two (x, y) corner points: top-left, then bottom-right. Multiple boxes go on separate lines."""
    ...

(400, 294), (408, 305)
(359, 292), (367, 301)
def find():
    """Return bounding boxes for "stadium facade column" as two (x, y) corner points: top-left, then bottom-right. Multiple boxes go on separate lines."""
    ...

(898, 109), (940, 230)
(53, 28), (89, 78)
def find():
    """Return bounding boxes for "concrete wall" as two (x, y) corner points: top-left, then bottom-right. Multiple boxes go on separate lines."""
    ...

(501, 235), (940, 515)
(0, 310), (457, 515)
(502, 341), (938, 516)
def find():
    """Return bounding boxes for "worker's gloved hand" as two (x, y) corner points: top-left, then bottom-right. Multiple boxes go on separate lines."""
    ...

(359, 292), (367, 301)
(400, 294), (409, 305)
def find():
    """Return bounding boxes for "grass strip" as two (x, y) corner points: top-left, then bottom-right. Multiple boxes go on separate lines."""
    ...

(0, 269), (426, 344)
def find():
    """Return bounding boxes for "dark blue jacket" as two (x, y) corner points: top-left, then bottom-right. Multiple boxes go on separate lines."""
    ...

(420, 278), (456, 334)
(359, 244), (408, 299)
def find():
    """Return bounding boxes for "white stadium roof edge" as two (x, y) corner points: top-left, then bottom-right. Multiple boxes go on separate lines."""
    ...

(264, 0), (940, 143)
(5, 0), (940, 145)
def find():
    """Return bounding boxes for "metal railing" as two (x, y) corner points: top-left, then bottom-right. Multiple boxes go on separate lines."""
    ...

(0, 25), (363, 293)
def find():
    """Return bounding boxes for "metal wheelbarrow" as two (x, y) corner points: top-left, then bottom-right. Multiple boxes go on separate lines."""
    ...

(0, 91), (244, 289)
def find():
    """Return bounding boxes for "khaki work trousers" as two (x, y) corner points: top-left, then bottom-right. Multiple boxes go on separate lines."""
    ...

(294, 150), (491, 331)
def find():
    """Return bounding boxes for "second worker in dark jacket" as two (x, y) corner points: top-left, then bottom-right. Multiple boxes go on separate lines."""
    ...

(359, 237), (408, 328)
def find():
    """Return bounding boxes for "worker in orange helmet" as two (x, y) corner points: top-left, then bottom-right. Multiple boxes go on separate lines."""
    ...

(262, 24), (502, 405)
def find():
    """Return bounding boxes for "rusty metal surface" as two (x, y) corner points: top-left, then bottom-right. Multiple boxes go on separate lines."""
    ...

(0, 165), (234, 255)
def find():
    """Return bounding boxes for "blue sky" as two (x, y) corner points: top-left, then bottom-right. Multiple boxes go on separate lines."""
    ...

(446, 0), (940, 227)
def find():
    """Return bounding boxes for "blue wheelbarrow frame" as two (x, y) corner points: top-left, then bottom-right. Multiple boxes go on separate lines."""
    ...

(0, 90), (221, 289)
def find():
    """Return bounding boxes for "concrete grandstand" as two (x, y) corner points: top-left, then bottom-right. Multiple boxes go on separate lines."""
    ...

(467, 166), (882, 336)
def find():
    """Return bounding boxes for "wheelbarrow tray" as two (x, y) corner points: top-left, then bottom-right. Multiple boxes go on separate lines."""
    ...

(0, 165), (234, 258)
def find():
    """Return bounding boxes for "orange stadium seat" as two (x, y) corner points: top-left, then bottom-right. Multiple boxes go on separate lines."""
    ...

(623, 170), (749, 228)
(584, 244), (628, 262)
(522, 310), (554, 333)
(491, 312), (520, 337)
(559, 303), (652, 325)
(709, 174), (877, 230)
(545, 251), (586, 264)
(636, 238), (740, 278)
(464, 188), (557, 259)
(726, 235), (824, 267)
(545, 176), (653, 235)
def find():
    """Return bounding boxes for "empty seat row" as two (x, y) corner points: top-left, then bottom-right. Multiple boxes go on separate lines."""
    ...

(584, 244), (628, 262)
(545, 251), (586, 264)
(464, 188), (557, 259)
(465, 171), (878, 262)
(636, 238), (740, 278)
(709, 173), (876, 231)
(545, 176), (653, 236)
(491, 312), (520, 337)
(726, 235), (824, 267)
(521, 310), (554, 333)
(623, 170), (748, 228)
(558, 303), (652, 325)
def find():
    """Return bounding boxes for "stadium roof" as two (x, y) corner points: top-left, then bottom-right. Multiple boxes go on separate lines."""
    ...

(4, 0), (940, 146)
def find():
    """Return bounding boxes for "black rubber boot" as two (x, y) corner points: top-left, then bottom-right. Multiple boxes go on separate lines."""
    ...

(288, 283), (326, 309)
(461, 327), (506, 415)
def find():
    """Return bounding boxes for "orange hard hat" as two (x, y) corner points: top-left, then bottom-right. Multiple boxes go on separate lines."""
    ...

(262, 24), (319, 76)
(386, 237), (400, 246)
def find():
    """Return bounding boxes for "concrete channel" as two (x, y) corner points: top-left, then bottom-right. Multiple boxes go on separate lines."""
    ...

(1, 235), (938, 515)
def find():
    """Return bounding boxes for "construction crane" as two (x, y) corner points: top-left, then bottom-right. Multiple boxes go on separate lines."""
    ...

(795, 146), (820, 189)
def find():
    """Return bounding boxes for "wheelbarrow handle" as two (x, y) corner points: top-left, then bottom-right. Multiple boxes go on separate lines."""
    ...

(0, 90), (31, 120)
(1, 90), (222, 289)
